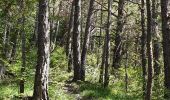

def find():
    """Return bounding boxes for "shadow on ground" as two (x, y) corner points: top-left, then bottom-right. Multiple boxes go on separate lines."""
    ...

(77, 81), (140, 100)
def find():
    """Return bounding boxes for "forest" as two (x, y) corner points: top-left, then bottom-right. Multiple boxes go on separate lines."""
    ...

(0, 0), (169, 100)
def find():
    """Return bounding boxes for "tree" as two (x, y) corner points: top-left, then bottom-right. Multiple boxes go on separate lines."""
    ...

(9, 29), (18, 63)
(66, 1), (74, 73)
(112, 0), (125, 69)
(103, 0), (112, 87)
(161, 0), (170, 98)
(99, 0), (104, 83)
(152, 0), (160, 76)
(145, 0), (153, 99)
(81, 0), (95, 81)
(72, 0), (81, 81)
(19, 0), (26, 94)
(33, 0), (50, 99)
(140, 0), (147, 98)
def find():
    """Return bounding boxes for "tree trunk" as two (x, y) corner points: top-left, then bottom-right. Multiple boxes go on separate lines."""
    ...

(81, 0), (95, 81)
(104, 0), (111, 88)
(145, 0), (153, 99)
(33, 0), (50, 99)
(19, 0), (26, 94)
(31, 5), (38, 46)
(161, 0), (170, 98)
(49, 1), (60, 51)
(3, 25), (10, 59)
(9, 29), (18, 64)
(152, 0), (160, 76)
(72, 0), (81, 81)
(66, 1), (74, 72)
(124, 35), (128, 92)
(140, 0), (147, 98)
(112, 0), (125, 69)
(99, 0), (104, 83)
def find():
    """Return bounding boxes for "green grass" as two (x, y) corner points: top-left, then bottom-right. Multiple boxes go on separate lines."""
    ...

(78, 80), (142, 100)
(0, 46), (165, 100)
(0, 79), (33, 100)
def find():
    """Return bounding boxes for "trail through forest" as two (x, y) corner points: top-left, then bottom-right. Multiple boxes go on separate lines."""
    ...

(0, 0), (170, 99)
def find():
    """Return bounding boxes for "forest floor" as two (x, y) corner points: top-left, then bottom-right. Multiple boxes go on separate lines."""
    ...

(0, 47), (164, 100)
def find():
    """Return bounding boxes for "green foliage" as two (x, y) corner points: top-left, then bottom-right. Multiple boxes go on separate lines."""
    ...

(0, 44), (165, 100)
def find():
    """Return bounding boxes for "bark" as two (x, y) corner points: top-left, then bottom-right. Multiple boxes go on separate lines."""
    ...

(99, 40), (106, 83)
(66, 1), (74, 72)
(140, 0), (147, 98)
(81, 0), (95, 81)
(53, 21), (60, 45)
(96, 2), (102, 68)
(3, 24), (10, 59)
(72, 0), (81, 81)
(33, 0), (50, 99)
(112, 0), (125, 69)
(99, 0), (104, 83)
(50, 1), (60, 51)
(32, 6), (38, 46)
(145, 0), (153, 99)
(152, 0), (160, 76)
(161, 0), (170, 98)
(125, 43), (128, 92)
(19, 0), (26, 94)
(2, 7), (11, 59)
(104, 0), (111, 88)
(9, 30), (18, 64)
(134, 33), (139, 67)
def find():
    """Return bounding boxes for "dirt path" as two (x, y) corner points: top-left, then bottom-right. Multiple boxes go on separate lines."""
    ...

(62, 81), (82, 100)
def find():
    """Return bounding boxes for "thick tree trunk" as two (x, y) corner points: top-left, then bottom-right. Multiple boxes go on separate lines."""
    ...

(33, 0), (50, 99)
(145, 0), (153, 99)
(81, 0), (95, 81)
(112, 0), (125, 69)
(140, 0), (147, 98)
(104, 0), (111, 88)
(72, 0), (81, 81)
(161, 0), (170, 98)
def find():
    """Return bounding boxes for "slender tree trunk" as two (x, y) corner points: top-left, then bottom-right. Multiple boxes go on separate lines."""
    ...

(104, 0), (111, 88)
(112, 0), (125, 69)
(152, 1), (161, 95)
(72, 0), (81, 81)
(152, 0), (160, 76)
(66, 1), (74, 72)
(140, 0), (147, 98)
(81, 0), (95, 81)
(50, 1), (61, 51)
(125, 35), (128, 92)
(10, 30), (18, 64)
(33, 0), (50, 99)
(32, 5), (38, 46)
(145, 0), (153, 99)
(19, 0), (26, 94)
(2, 3), (11, 60)
(134, 33), (139, 67)
(99, 0), (104, 83)
(3, 25), (10, 59)
(161, 0), (170, 98)
(53, 21), (60, 45)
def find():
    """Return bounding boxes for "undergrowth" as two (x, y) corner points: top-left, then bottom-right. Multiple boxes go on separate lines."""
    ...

(0, 46), (164, 100)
